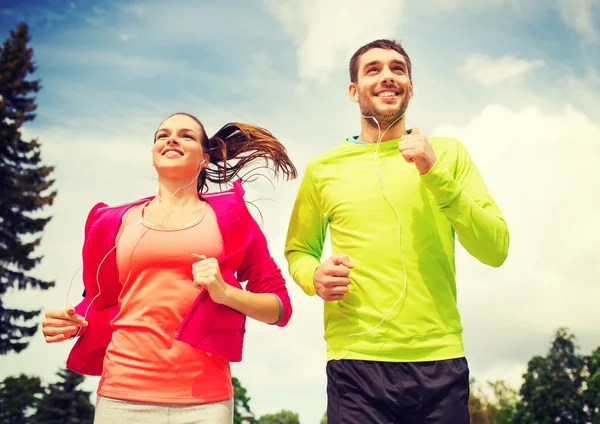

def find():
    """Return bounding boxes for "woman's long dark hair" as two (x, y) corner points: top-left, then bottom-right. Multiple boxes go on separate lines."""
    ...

(160, 113), (298, 193)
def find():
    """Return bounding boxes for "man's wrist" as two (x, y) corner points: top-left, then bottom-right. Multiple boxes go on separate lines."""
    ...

(312, 265), (320, 284)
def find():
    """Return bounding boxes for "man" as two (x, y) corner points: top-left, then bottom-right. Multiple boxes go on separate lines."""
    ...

(284, 39), (509, 423)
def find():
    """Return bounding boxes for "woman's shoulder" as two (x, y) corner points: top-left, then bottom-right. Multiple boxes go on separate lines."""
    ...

(85, 197), (151, 230)
(204, 179), (244, 199)
(203, 179), (247, 212)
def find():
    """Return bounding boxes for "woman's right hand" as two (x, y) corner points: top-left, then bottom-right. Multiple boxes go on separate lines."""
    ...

(42, 306), (88, 343)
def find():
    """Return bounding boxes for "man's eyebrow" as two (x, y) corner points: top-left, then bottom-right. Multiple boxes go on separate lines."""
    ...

(362, 59), (406, 70)
(362, 60), (381, 70)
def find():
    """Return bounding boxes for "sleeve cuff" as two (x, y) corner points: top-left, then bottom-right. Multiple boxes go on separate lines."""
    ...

(269, 294), (285, 325)
(297, 261), (319, 296)
(419, 161), (461, 207)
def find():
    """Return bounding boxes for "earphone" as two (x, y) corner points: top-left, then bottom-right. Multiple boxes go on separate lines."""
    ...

(65, 161), (208, 323)
(335, 99), (411, 361)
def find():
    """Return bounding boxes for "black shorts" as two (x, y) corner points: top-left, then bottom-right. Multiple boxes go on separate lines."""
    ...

(326, 358), (470, 424)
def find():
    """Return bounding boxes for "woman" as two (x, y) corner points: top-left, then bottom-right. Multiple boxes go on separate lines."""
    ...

(41, 112), (297, 423)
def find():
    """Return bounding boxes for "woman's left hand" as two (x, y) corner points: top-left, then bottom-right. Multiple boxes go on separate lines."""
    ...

(192, 254), (230, 304)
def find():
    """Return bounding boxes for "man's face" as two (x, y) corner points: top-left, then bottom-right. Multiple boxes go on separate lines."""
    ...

(350, 48), (413, 129)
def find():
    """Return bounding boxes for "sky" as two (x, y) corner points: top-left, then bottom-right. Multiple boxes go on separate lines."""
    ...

(1, 0), (599, 422)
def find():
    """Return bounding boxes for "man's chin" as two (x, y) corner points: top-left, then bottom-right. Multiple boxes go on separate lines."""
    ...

(376, 107), (406, 121)
(360, 102), (407, 121)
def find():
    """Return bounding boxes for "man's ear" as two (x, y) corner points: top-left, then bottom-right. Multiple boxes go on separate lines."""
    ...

(348, 83), (359, 102)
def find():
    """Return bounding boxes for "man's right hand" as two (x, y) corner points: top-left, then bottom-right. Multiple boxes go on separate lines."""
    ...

(314, 254), (354, 301)
(41, 306), (88, 343)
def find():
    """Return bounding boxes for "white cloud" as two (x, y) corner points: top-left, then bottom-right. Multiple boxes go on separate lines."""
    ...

(556, 0), (599, 42)
(263, 0), (595, 86)
(93, 6), (106, 15)
(463, 53), (545, 86)
(416, 0), (508, 12)
(122, 4), (144, 18)
(407, 0), (599, 44)
(84, 16), (105, 27)
(431, 103), (600, 379)
(37, 47), (177, 71)
(264, 0), (406, 83)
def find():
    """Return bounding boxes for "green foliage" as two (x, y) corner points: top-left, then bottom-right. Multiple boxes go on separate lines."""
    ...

(469, 378), (518, 424)
(0, 374), (44, 424)
(258, 409), (300, 424)
(513, 328), (593, 424)
(488, 380), (519, 424)
(468, 329), (599, 424)
(30, 369), (94, 424)
(584, 347), (600, 423)
(233, 376), (256, 424)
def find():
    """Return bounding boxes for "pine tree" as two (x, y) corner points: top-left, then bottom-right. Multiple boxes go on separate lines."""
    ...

(31, 369), (94, 424)
(0, 22), (56, 354)
(0, 374), (44, 424)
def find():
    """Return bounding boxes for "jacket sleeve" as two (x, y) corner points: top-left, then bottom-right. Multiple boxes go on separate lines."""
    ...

(236, 217), (292, 327)
(72, 202), (118, 338)
(284, 160), (328, 296)
(420, 139), (509, 267)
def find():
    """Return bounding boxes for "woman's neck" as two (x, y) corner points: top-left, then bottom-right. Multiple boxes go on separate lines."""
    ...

(154, 178), (201, 210)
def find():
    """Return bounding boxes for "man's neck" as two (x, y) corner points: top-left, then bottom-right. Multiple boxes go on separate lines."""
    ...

(357, 116), (407, 143)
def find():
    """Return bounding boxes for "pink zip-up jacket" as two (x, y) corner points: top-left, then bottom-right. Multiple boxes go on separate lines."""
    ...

(66, 180), (292, 376)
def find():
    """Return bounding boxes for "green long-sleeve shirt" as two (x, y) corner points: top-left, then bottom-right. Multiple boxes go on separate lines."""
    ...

(285, 136), (509, 362)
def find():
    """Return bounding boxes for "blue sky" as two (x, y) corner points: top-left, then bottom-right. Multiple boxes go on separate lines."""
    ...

(1, 0), (600, 422)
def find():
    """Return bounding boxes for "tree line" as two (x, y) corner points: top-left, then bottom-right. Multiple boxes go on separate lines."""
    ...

(2, 328), (598, 423)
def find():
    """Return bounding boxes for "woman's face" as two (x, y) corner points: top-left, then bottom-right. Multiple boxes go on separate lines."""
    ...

(152, 114), (208, 179)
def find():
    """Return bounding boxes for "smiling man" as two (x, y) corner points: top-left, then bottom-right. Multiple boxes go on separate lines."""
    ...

(285, 39), (510, 423)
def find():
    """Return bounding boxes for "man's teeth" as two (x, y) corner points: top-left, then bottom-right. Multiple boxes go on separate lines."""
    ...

(378, 92), (397, 97)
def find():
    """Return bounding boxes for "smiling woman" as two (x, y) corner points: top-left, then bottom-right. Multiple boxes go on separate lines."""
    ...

(41, 112), (298, 424)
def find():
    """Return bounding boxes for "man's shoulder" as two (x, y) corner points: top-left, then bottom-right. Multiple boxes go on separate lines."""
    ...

(306, 139), (356, 166)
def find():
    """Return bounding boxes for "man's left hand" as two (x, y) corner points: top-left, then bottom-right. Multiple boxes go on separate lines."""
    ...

(398, 125), (437, 174)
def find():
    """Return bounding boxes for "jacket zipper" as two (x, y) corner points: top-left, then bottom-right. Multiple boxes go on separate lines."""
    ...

(176, 191), (242, 339)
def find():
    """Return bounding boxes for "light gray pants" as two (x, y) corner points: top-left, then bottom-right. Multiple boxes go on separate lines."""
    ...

(94, 396), (234, 424)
